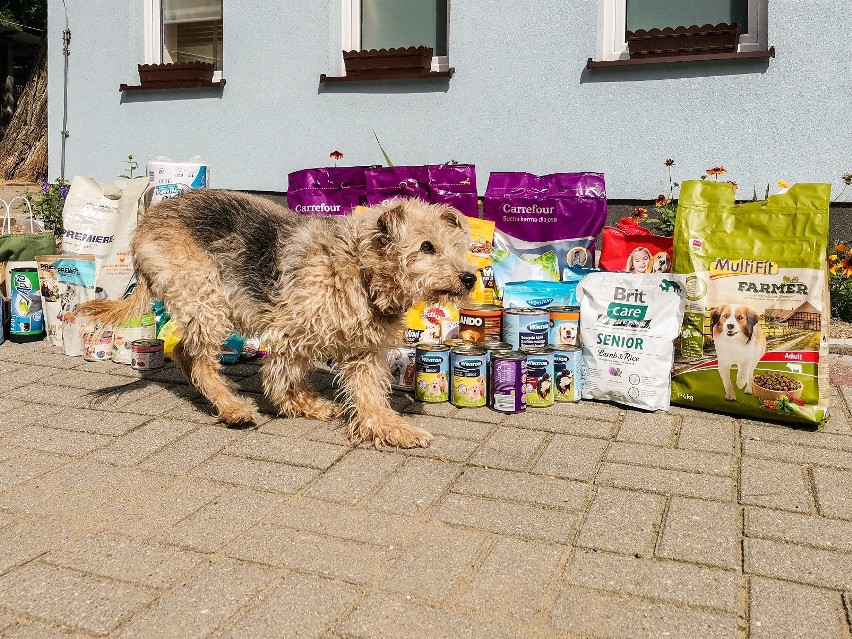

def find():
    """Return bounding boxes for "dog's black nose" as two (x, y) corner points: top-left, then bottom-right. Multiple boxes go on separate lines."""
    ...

(460, 272), (477, 291)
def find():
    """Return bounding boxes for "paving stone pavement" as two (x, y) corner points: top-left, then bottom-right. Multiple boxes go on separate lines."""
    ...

(1, 339), (852, 638)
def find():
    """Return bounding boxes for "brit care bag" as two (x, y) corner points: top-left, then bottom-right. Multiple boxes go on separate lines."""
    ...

(600, 217), (673, 274)
(286, 166), (377, 215)
(671, 180), (830, 426)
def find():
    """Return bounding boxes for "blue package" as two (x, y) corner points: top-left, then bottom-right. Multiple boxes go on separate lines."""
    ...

(502, 280), (581, 309)
(220, 333), (246, 365)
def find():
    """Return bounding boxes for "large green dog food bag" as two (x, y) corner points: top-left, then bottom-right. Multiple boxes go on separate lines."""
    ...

(671, 181), (830, 426)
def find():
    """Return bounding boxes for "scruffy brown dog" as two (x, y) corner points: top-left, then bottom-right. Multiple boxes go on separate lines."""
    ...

(79, 190), (476, 448)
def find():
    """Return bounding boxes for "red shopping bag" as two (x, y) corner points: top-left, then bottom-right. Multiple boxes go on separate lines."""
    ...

(599, 218), (673, 273)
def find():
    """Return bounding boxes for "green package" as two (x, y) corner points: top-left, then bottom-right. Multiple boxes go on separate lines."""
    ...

(671, 181), (830, 426)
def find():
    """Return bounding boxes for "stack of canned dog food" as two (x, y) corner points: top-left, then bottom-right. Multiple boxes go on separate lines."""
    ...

(385, 303), (585, 414)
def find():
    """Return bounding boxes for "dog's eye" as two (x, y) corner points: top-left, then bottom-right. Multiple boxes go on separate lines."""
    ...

(420, 241), (435, 254)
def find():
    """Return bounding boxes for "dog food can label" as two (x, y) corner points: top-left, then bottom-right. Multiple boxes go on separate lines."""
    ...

(503, 308), (550, 350)
(443, 338), (474, 349)
(404, 302), (459, 345)
(450, 346), (488, 408)
(385, 345), (416, 391)
(84, 333), (114, 362)
(549, 306), (580, 347)
(490, 351), (527, 413)
(9, 268), (45, 341)
(459, 305), (503, 343)
(131, 338), (165, 371)
(415, 343), (450, 403)
(521, 347), (555, 408)
(112, 314), (156, 364)
(548, 345), (583, 402)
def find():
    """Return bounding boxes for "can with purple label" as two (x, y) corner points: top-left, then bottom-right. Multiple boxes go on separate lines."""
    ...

(490, 350), (527, 414)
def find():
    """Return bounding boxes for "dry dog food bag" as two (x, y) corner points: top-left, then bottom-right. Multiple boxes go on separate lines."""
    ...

(287, 166), (375, 215)
(671, 181), (830, 426)
(54, 255), (97, 357)
(36, 255), (64, 346)
(600, 217), (673, 273)
(579, 271), (686, 411)
(466, 216), (495, 305)
(364, 165), (479, 218)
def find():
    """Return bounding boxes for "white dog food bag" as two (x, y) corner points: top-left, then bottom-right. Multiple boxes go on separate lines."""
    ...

(579, 271), (685, 411)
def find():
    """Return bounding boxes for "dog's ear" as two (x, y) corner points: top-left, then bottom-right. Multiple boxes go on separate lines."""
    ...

(376, 205), (406, 238)
(710, 307), (721, 328)
(745, 307), (760, 340)
(439, 208), (463, 229)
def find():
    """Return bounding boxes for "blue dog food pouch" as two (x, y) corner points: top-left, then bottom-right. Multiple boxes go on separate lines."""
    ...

(502, 281), (580, 309)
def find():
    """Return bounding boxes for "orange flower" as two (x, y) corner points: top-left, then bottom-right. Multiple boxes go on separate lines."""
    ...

(654, 194), (671, 207)
(630, 207), (648, 223)
(834, 244), (848, 253)
(830, 264), (840, 275)
(728, 181), (738, 190)
(842, 256), (852, 271)
(706, 166), (728, 176)
(664, 158), (675, 167)
(329, 150), (344, 161)
(829, 254), (840, 265)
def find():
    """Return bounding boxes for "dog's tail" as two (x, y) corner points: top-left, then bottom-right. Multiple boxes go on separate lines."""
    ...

(78, 275), (154, 327)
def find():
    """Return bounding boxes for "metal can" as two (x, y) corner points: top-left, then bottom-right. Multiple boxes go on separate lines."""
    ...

(443, 338), (474, 349)
(521, 347), (555, 408)
(490, 350), (527, 414)
(112, 314), (157, 364)
(9, 267), (45, 342)
(385, 345), (417, 391)
(548, 344), (584, 402)
(481, 340), (513, 405)
(503, 308), (550, 350)
(459, 304), (503, 343)
(84, 332), (114, 362)
(450, 346), (488, 408)
(549, 305), (581, 347)
(131, 338), (165, 371)
(415, 343), (450, 403)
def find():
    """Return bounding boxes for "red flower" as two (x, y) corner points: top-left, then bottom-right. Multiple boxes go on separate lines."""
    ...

(664, 158), (675, 167)
(329, 150), (344, 161)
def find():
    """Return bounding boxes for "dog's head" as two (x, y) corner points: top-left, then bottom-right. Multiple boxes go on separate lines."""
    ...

(358, 199), (477, 315)
(537, 373), (552, 398)
(557, 324), (577, 344)
(651, 252), (670, 273)
(557, 370), (573, 393)
(711, 304), (761, 343)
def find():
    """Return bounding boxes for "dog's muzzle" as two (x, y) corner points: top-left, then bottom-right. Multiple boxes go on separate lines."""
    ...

(460, 272), (477, 291)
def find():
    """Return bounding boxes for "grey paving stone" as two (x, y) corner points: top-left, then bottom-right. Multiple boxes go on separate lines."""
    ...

(118, 385), (199, 416)
(8, 384), (104, 409)
(139, 426), (243, 475)
(658, 497), (739, 569)
(224, 574), (358, 639)
(0, 519), (76, 575)
(164, 487), (287, 552)
(0, 562), (155, 636)
(743, 438), (852, 470)
(225, 431), (348, 470)
(2, 623), (92, 638)
(191, 454), (320, 493)
(44, 532), (205, 588)
(42, 370), (149, 392)
(0, 449), (68, 491)
(444, 406), (508, 424)
(551, 585), (737, 639)
(303, 421), (354, 447)
(436, 494), (579, 543)
(8, 352), (81, 370)
(228, 526), (391, 584)
(306, 449), (403, 504)
(119, 559), (277, 638)
(469, 426), (546, 471)
(504, 412), (618, 439)
(606, 441), (732, 476)
(0, 512), (14, 530)
(157, 396), (226, 425)
(677, 416), (735, 454)
(406, 413), (494, 441)
(27, 405), (154, 437)
(745, 537), (852, 590)
(337, 592), (528, 639)
(457, 537), (563, 622)
(3, 424), (113, 457)
(616, 411), (676, 446)
(0, 614), (16, 633)
(536, 399), (625, 422)
(367, 457), (461, 517)
(597, 462), (735, 501)
(576, 487), (665, 556)
(740, 458), (813, 512)
(402, 401), (460, 419)
(532, 433), (607, 480)
(750, 576), (848, 639)
(452, 466), (589, 511)
(93, 419), (198, 466)
(380, 523), (486, 604)
(259, 416), (328, 438)
(742, 420), (852, 451)
(745, 507), (852, 553)
(811, 466), (852, 520)
(392, 434), (479, 463)
(41, 461), (174, 503)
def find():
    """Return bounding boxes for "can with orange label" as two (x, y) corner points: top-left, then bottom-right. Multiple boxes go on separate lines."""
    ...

(458, 304), (502, 343)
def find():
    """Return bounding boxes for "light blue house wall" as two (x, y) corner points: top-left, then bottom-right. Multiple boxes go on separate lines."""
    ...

(47, 1), (851, 200)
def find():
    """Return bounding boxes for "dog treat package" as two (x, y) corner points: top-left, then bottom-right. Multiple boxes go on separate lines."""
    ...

(36, 255), (64, 346)
(671, 181), (830, 426)
(147, 156), (209, 205)
(484, 172), (607, 303)
(54, 255), (97, 357)
(287, 166), (376, 215)
(600, 217), (673, 274)
(62, 176), (150, 300)
(578, 271), (686, 411)
(466, 216), (495, 305)
(503, 280), (581, 309)
(402, 302), (459, 345)
(364, 164), (479, 218)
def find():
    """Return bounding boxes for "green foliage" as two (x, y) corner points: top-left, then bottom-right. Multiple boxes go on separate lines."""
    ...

(0, 0), (47, 30)
(828, 241), (852, 321)
(25, 177), (68, 237)
(119, 154), (139, 179)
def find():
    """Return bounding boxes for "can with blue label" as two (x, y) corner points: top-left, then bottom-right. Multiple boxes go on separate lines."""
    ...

(450, 346), (488, 408)
(549, 305), (580, 347)
(9, 267), (45, 342)
(490, 350), (527, 413)
(521, 347), (555, 408)
(548, 344), (584, 402)
(503, 308), (549, 350)
(415, 343), (451, 403)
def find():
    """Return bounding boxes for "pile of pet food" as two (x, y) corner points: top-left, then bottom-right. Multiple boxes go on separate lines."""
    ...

(287, 164), (832, 427)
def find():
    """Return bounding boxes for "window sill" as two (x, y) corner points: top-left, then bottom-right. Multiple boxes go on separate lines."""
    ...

(586, 47), (774, 69)
(319, 69), (454, 84)
(119, 79), (226, 92)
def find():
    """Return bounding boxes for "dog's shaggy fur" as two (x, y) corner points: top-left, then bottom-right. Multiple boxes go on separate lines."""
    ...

(79, 190), (476, 448)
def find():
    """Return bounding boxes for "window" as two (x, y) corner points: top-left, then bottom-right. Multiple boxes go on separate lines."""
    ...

(342, 0), (449, 72)
(145, 0), (223, 76)
(600, 0), (767, 61)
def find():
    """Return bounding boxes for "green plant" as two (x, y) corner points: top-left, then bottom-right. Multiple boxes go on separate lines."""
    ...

(119, 154), (139, 179)
(828, 241), (852, 321)
(646, 158), (678, 237)
(25, 176), (69, 237)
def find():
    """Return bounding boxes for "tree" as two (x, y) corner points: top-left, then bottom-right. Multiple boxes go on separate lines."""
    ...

(0, 39), (46, 181)
(0, 1), (47, 30)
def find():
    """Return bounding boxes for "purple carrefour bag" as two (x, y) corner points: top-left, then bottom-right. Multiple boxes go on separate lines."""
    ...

(484, 172), (607, 300)
(364, 166), (430, 207)
(287, 166), (375, 215)
(364, 164), (479, 218)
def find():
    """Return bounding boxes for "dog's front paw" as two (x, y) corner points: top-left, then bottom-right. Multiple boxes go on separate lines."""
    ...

(357, 414), (433, 449)
(724, 392), (737, 401)
(218, 400), (260, 427)
(303, 397), (341, 422)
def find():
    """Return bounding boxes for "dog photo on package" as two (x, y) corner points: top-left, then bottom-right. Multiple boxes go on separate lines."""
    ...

(671, 181), (830, 426)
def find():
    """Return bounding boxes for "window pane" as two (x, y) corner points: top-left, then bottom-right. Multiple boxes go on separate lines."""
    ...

(626, 0), (748, 33)
(361, 0), (447, 56)
(162, 0), (223, 71)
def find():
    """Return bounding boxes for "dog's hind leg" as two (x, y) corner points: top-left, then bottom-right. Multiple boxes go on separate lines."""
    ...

(262, 352), (340, 421)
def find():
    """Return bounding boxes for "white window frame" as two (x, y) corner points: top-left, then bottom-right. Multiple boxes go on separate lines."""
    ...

(599, 0), (768, 61)
(341, 0), (449, 72)
(143, 0), (224, 79)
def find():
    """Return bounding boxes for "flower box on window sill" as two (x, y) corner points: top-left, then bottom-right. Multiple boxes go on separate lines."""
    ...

(120, 62), (223, 92)
(343, 46), (433, 77)
(626, 23), (740, 59)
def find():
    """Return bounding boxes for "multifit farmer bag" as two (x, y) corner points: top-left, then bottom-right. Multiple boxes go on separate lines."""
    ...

(286, 166), (375, 215)
(579, 271), (686, 411)
(600, 217), (673, 274)
(484, 172), (607, 302)
(671, 181), (830, 426)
